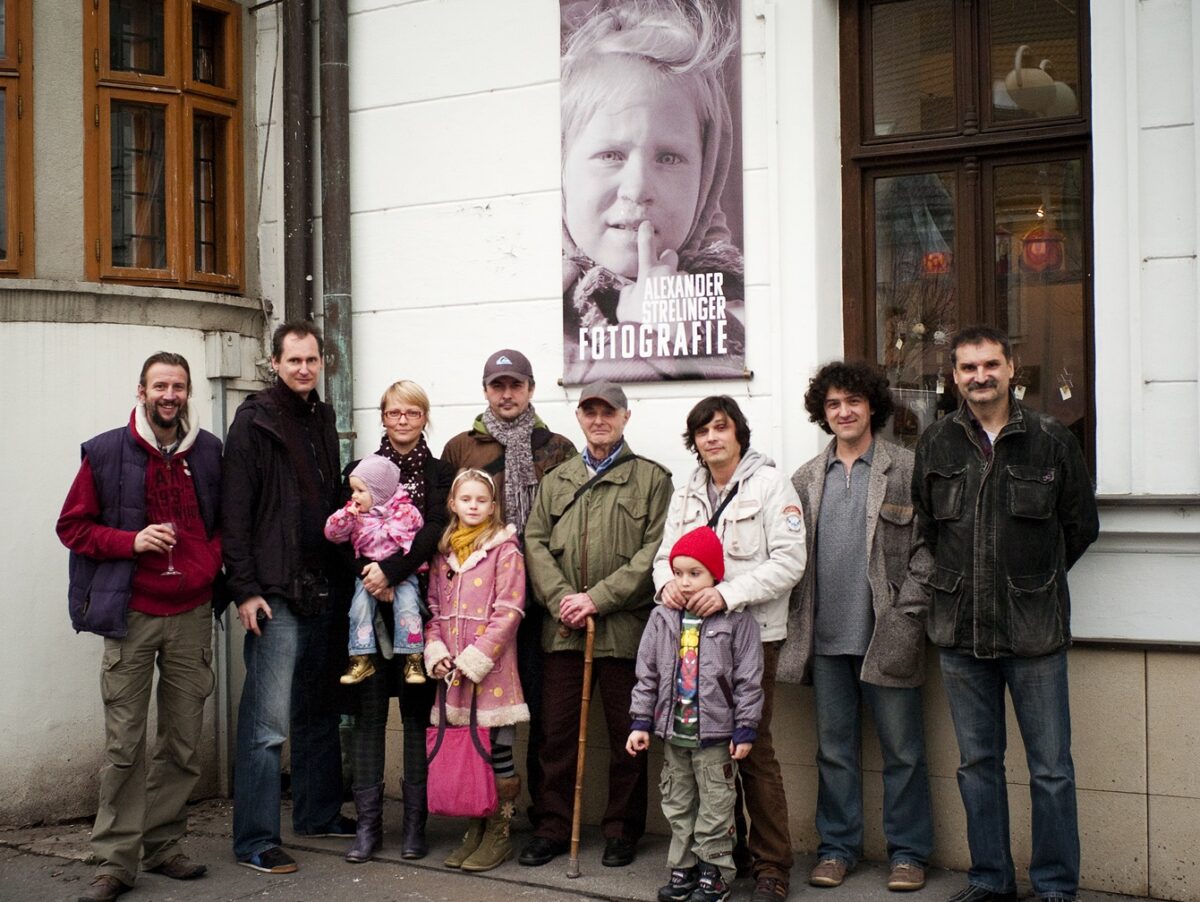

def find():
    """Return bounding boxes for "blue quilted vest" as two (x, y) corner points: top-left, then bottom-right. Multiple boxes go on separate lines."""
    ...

(68, 425), (221, 638)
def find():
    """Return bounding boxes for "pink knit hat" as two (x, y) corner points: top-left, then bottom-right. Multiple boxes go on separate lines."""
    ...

(669, 526), (725, 583)
(351, 455), (401, 508)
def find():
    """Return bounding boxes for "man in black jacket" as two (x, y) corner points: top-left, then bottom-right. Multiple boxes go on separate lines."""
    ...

(912, 326), (1099, 902)
(223, 322), (352, 874)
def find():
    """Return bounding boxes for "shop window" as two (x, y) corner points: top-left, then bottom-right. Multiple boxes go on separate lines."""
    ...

(84, 0), (242, 291)
(841, 0), (1092, 459)
(0, 0), (32, 277)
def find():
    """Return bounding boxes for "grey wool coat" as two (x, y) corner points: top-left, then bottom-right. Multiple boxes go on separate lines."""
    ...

(777, 437), (932, 688)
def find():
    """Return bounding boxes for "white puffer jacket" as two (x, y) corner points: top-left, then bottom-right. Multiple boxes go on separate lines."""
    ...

(653, 450), (807, 642)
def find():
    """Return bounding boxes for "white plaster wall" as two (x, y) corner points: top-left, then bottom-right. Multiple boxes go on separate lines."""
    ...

(343, 0), (842, 472)
(0, 324), (223, 824)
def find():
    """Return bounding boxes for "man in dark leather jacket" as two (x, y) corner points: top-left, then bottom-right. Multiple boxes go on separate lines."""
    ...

(912, 326), (1098, 902)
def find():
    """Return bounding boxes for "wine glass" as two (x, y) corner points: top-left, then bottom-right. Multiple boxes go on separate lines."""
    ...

(162, 522), (182, 577)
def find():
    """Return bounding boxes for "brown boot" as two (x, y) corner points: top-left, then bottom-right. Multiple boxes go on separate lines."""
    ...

(460, 775), (520, 872)
(443, 818), (487, 869)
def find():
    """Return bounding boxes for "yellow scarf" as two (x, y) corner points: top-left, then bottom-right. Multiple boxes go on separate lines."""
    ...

(450, 523), (490, 565)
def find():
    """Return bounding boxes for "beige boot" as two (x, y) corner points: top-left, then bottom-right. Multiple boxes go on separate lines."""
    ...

(459, 775), (521, 872)
(340, 655), (376, 685)
(443, 818), (487, 869)
(403, 653), (426, 684)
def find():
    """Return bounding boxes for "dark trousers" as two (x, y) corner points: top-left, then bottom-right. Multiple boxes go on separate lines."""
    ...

(534, 651), (647, 843)
(739, 641), (794, 881)
(518, 604), (546, 820)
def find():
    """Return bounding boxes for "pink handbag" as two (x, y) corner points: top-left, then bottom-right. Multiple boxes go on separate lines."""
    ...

(426, 680), (498, 818)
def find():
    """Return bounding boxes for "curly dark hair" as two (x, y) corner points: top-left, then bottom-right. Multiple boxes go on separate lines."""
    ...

(803, 360), (895, 435)
(683, 396), (751, 465)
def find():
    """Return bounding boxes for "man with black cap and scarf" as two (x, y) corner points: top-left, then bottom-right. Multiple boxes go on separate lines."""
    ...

(441, 349), (576, 826)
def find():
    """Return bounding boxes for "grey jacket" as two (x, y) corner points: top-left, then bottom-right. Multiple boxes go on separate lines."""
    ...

(778, 437), (932, 688)
(630, 605), (764, 742)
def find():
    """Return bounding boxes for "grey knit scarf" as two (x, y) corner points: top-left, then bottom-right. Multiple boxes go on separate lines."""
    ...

(481, 405), (538, 533)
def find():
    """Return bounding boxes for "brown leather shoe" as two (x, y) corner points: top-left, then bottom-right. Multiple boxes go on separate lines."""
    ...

(752, 875), (791, 901)
(809, 858), (848, 887)
(78, 875), (131, 902)
(887, 861), (926, 891)
(149, 852), (208, 880)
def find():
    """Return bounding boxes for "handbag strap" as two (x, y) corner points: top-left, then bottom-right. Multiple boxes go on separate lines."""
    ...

(554, 454), (642, 521)
(707, 482), (740, 529)
(427, 676), (491, 763)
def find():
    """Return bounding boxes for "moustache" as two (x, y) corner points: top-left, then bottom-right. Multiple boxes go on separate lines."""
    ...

(968, 380), (999, 391)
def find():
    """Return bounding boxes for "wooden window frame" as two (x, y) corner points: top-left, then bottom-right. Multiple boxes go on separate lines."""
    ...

(840, 0), (1094, 461)
(84, 0), (242, 291)
(0, 0), (33, 278)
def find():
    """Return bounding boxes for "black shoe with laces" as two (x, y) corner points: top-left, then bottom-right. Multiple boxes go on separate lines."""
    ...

(518, 836), (569, 867)
(602, 836), (637, 867)
(657, 865), (700, 902)
(299, 814), (357, 838)
(689, 862), (731, 902)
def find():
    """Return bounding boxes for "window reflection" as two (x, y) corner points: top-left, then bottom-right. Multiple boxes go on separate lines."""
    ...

(871, 0), (955, 136)
(111, 102), (167, 269)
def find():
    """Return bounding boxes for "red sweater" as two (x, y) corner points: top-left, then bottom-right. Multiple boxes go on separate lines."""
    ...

(57, 412), (223, 616)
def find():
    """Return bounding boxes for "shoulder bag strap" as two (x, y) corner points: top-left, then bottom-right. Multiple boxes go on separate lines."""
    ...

(706, 482), (741, 530)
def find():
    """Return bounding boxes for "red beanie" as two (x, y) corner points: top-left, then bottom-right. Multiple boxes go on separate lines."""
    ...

(669, 526), (725, 583)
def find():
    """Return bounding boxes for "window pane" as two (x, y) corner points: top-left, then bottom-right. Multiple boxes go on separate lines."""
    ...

(871, 0), (955, 136)
(874, 172), (958, 445)
(0, 4), (6, 52)
(110, 0), (165, 76)
(0, 90), (7, 259)
(990, 0), (1081, 122)
(993, 159), (1088, 444)
(111, 102), (167, 269)
(193, 113), (225, 273)
(192, 6), (225, 86)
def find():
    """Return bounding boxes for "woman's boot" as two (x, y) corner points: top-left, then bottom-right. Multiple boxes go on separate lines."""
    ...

(460, 775), (520, 872)
(400, 778), (428, 859)
(443, 818), (487, 868)
(345, 783), (384, 863)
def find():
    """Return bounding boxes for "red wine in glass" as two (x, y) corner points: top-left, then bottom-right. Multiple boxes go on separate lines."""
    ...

(162, 522), (182, 577)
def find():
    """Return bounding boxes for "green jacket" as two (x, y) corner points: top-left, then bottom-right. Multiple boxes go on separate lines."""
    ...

(524, 445), (672, 659)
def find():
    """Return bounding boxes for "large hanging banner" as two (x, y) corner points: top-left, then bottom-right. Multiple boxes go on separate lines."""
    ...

(560, 0), (745, 384)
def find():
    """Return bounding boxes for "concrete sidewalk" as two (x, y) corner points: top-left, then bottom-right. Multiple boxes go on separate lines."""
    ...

(0, 798), (1158, 902)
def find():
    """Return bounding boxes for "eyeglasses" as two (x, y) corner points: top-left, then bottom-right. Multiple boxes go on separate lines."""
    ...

(383, 408), (424, 423)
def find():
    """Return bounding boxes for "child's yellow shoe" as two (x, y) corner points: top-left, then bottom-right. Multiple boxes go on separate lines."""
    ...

(340, 655), (376, 685)
(403, 654), (426, 684)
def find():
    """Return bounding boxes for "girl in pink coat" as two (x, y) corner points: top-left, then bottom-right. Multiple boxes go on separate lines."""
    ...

(424, 468), (528, 872)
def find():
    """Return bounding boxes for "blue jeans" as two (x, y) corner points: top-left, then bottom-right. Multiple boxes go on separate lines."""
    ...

(939, 649), (1079, 900)
(812, 654), (932, 869)
(347, 574), (422, 655)
(232, 597), (344, 859)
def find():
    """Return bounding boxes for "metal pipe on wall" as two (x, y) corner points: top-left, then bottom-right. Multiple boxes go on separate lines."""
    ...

(282, 0), (314, 323)
(319, 0), (355, 464)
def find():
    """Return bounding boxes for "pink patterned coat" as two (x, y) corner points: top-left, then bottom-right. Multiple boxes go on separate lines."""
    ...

(423, 525), (529, 728)
(323, 485), (423, 562)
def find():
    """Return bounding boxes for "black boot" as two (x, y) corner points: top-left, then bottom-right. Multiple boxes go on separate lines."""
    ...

(401, 779), (428, 860)
(345, 783), (384, 863)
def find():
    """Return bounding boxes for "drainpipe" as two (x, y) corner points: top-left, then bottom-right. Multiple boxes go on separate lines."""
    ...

(319, 0), (355, 465)
(282, 0), (314, 322)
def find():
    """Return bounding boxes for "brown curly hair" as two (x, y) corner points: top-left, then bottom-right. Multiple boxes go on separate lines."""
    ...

(803, 360), (895, 435)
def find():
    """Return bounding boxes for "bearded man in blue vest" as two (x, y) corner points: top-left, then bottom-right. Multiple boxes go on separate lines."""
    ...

(58, 352), (224, 902)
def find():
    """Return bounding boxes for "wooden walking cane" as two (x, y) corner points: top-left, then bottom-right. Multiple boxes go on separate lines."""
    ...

(566, 615), (596, 878)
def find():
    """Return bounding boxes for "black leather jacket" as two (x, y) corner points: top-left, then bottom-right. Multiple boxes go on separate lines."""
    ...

(912, 397), (1099, 658)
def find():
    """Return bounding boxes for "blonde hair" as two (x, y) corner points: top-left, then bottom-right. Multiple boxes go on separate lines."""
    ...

(561, 0), (733, 153)
(379, 379), (432, 432)
(438, 468), (506, 554)
(560, 0), (735, 255)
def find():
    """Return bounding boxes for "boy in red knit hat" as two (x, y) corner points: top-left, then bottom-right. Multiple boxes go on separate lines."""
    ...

(627, 527), (765, 902)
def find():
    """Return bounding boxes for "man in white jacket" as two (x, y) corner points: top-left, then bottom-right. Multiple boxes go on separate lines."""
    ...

(653, 396), (807, 902)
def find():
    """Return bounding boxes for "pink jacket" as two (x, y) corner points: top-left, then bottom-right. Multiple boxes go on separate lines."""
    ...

(423, 525), (529, 728)
(323, 485), (423, 562)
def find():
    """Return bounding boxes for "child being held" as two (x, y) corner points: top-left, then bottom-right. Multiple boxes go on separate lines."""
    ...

(324, 455), (426, 685)
(626, 526), (763, 902)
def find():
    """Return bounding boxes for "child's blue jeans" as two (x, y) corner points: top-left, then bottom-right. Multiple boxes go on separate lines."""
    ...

(347, 574), (423, 656)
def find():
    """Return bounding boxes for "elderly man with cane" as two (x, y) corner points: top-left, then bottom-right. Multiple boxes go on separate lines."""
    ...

(521, 381), (672, 870)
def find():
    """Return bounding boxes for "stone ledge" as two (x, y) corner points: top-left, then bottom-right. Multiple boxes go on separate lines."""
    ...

(0, 279), (266, 337)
